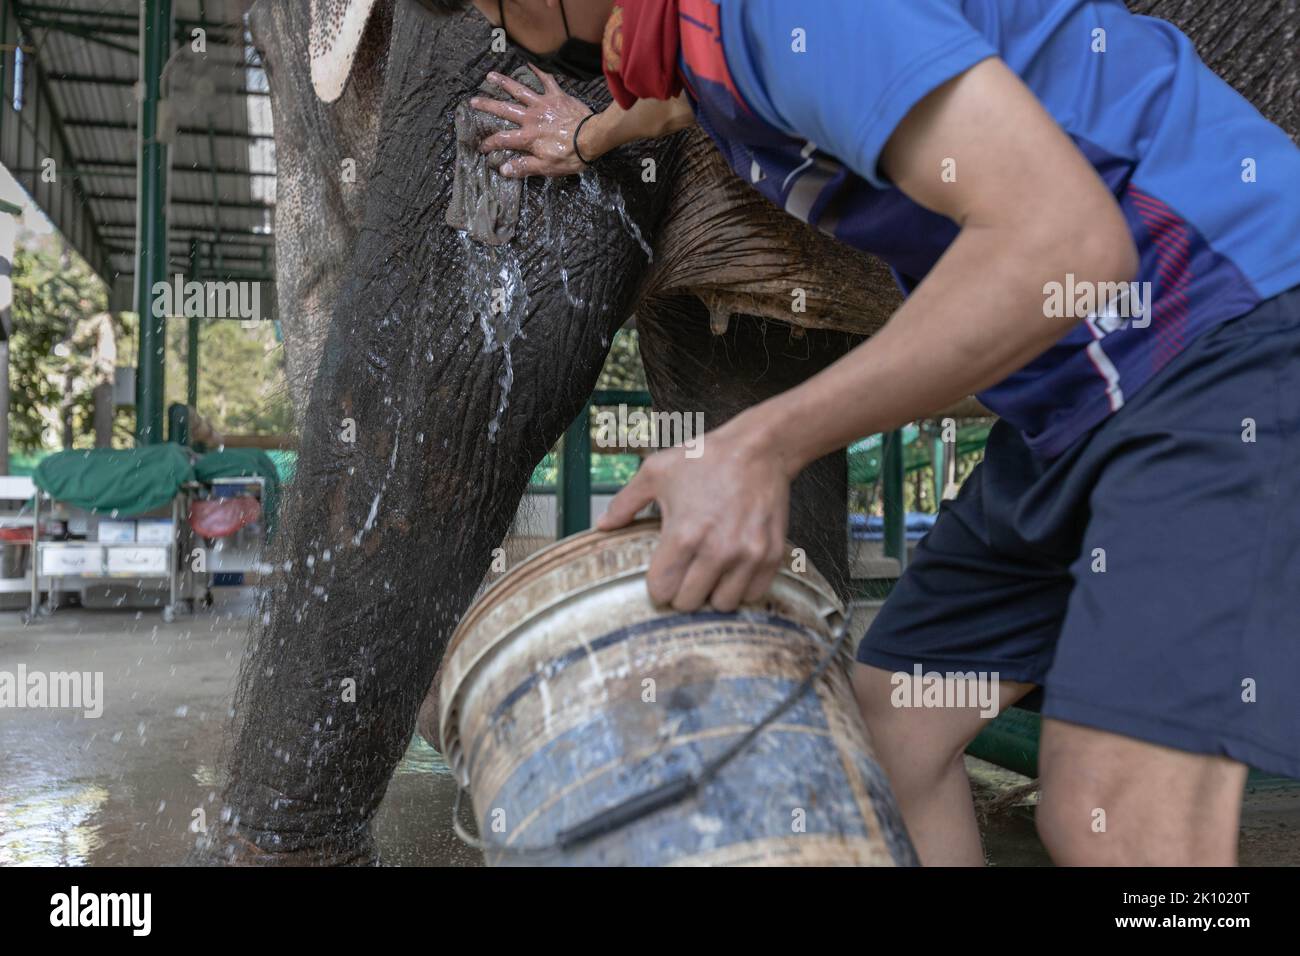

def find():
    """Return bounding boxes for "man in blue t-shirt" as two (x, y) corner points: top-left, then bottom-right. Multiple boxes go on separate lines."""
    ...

(462, 0), (1300, 865)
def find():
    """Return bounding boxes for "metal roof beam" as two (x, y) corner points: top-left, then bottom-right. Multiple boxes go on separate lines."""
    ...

(17, 4), (141, 20)
(46, 72), (269, 96)
(1, 1), (114, 280)
(19, 5), (252, 32)
(7, 163), (276, 179)
(100, 222), (274, 240)
(53, 158), (275, 175)
(18, 16), (138, 55)
(63, 119), (273, 141)
(92, 193), (274, 211)
(17, 12), (247, 47)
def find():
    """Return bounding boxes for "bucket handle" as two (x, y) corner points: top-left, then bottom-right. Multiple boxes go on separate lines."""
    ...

(451, 607), (854, 861)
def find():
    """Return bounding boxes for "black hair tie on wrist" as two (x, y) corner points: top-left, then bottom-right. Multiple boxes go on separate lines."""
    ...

(573, 111), (597, 166)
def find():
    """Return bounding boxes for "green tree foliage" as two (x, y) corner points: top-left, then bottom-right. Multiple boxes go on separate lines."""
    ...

(7, 234), (292, 455)
(595, 326), (646, 391)
(533, 327), (646, 487)
(7, 238), (118, 452)
(162, 318), (293, 436)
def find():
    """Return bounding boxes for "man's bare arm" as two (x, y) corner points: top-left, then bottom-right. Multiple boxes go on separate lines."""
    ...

(753, 57), (1137, 477)
(600, 58), (1138, 612)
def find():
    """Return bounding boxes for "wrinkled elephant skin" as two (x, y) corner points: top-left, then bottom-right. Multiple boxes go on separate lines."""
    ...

(212, 0), (1299, 864)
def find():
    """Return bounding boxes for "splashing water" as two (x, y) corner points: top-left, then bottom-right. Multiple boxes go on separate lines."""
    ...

(539, 178), (584, 310)
(540, 177), (556, 246)
(352, 410), (402, 545)
(458, 231), (529, 441)
(580, 170), (653, 262)
(453, 169), (652, 440)
(555, 173), (654, 310)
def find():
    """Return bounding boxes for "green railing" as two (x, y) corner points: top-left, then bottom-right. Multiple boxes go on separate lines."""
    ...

(552, 390), (912, 568)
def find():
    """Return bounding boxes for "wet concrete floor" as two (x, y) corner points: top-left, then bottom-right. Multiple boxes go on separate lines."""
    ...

(1, 597), (1295, 866)
(0, 594), (477, 867)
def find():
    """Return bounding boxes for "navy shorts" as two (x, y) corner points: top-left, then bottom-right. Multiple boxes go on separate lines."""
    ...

(858, 286), (1300, 779)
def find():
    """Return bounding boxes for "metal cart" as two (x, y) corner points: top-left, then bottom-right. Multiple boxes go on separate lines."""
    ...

(26, 490), (192, 623)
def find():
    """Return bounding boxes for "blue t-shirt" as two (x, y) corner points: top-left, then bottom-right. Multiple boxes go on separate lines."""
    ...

(677, 0), (1300, 457)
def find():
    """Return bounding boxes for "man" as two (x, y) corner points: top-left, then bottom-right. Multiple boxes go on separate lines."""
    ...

(440, 0), (1300, 865)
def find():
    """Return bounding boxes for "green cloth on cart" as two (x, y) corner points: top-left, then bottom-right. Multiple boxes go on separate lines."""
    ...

(194, 448), (282, 533)
(32, 445), (195, 515)
(264, 449), (296, 485)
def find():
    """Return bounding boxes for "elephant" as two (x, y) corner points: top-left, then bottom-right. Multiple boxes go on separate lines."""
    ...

(200, 0), (1299, 865)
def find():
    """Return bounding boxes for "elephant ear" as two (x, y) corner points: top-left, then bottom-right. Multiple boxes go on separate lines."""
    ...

(309, 0), (381, 103)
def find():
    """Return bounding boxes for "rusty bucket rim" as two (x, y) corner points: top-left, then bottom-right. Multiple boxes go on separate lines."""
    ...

(443, 518), (659, 662)
(444, 517), (841, 663)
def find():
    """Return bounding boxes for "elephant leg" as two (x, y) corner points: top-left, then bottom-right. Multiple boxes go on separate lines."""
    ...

(208, 261), (620, 864)
(636, 297), (860, 600)
(207, 2), (674, 864)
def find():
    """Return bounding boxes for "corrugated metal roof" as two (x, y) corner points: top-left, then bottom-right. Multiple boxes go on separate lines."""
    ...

(2, 0), (274, 300)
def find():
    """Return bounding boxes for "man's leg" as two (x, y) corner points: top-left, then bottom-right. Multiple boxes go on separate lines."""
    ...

(849, 424), (1074, 865)
(1036, 719), (1247, 865)
(853, 663), (1036, 865)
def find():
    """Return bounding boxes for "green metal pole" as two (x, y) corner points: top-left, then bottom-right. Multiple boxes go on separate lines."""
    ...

(186, 238), (198, 409)
(556, 402), (592, 537)
(930, 430), (945, 512)
(590, 389), (652, 407)
(166, 402), (188, 446)
(133, 0), (172, 444)
(882, 429), (906, 570)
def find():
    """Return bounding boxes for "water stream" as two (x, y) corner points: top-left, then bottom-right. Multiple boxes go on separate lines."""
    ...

(458, 231), (529, 442)
(456, 169), (653, 441)
(580, 170), (654, 262)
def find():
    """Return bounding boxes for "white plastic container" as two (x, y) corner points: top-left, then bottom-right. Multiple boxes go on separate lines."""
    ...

(97, 519), (136, 543)
(135, 519), (175, 544)
(105, 546), (169, 575)
(40, 545), (101, 575)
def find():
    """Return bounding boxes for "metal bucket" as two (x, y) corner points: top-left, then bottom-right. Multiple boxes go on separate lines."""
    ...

(438, 520), (917, 866)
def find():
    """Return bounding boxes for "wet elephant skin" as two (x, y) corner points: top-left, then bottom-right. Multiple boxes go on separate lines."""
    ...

(211, 0), (1300, 864)
(207, 4), (685, 864)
